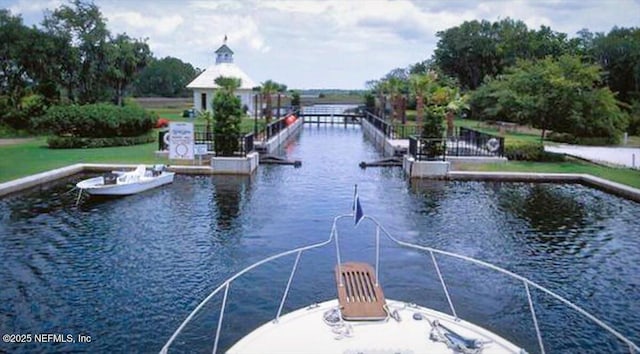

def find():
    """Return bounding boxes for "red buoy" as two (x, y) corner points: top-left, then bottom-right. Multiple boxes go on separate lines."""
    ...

(285, 115), (297, 126)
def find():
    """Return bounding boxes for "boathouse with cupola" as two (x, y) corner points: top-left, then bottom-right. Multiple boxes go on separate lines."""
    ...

(186, 38), (258, 114)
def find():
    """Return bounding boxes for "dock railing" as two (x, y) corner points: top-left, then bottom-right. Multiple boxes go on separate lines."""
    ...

(160, 214), (640, 354)
(158, 128), (255, 157)
(455, 126), (505, 157)
(409, 136), (447, 161)
(363, 112), (420, 139)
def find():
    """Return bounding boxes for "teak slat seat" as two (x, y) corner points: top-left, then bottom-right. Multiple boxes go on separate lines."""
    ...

(335, 262), (387, 321)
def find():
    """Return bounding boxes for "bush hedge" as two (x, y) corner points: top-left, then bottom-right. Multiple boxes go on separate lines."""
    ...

(47, 134), (155, 149)
(505, 141), (565, 162)
(33, 103), (155, 138)
(547, 132), (618, 146)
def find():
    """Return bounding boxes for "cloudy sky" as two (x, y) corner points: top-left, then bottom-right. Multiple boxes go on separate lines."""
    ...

(5, 0), (640, 89)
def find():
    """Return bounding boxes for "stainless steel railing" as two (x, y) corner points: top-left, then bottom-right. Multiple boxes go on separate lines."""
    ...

(160, 214), (639, 354)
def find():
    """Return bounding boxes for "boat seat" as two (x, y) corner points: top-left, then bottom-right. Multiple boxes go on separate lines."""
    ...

(335, 262), (387, 321)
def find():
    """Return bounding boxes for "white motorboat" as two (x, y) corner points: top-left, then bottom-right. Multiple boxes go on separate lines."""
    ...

(76, 165), (175, 196)
(160, 212), (639, 354)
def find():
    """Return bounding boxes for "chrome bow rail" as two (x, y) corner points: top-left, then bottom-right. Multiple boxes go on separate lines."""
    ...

(160, 214), (639, 354)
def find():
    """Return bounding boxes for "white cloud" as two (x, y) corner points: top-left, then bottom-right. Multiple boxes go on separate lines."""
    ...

(8, 0), (62, 15)
(5, 0), (640, 88)
(107, 11), (184, 36)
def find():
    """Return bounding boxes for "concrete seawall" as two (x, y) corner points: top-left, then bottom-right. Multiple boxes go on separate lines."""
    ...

(448, 171), (640, 203)
(0, 163), (249, 197)
(257, 118), (303, 154)
(361, 118), (406, 157)
(2, 163), (639, 203)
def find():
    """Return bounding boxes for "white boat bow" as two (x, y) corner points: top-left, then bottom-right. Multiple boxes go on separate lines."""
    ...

(160, 214), (639, 354)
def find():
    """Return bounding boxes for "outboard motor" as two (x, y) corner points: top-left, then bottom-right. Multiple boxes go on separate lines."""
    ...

(152, 164), (165, 177)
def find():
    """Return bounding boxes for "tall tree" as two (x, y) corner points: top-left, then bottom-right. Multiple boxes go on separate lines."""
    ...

(434, 18), (573, 89)
(472, 55), (626, 143)
(0, 10), (32, 108)
(43, 0), (111, 103)
(106, 33), (151, 106)
(0, 10), (71, 128)
(589, 27), (640, 103)
(132, 57), (198, 97)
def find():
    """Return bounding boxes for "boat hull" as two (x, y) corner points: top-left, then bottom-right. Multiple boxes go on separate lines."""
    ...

(76, 172), (175, 196)
(228, 299), (524, 354)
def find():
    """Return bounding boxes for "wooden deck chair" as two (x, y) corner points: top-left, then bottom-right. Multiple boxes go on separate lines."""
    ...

(335, 262), (387, 321)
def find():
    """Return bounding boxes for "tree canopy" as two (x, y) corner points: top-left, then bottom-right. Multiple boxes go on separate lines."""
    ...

(434, 18), (573, 90)
(1, 2), (158, 130)
(131, 57), (198, 97)
(470, 55), (627, 143)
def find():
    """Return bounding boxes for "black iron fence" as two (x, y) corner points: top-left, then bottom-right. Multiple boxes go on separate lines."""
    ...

(408, 129), (504, 161)
(363, 112), (420, 139)
(264, 116), (289, 140)
(158, 128), (255, 157)
(408, 136), (446, 161)
(456, 127), (505, 157)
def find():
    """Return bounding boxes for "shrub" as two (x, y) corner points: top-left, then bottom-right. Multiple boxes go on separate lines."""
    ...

(627, 101), (640, 136)
(547, 132), (577, 144)
(1, 94), (48, 131)
(547, 132), (618, 146)
(34, 103), (155, 138)
(505, 141), (565, 162)
(47, 134), (155, 149)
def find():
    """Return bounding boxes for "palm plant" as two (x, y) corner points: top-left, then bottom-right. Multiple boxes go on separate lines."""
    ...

(215, 76), (241, 93)
(445, 89), (469, 137)
(260, 80), (279, 124)
(386, 77), (404, 123)
(409, 72), (437, 129)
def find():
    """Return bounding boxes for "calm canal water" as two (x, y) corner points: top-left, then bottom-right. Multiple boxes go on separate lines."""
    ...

(1, 124), (639, 353)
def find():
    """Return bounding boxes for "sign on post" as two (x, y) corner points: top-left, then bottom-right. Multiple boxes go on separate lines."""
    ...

(194, 144), (208, 156)
(194, 144), (208, 165)
(168, 122), (194, 160)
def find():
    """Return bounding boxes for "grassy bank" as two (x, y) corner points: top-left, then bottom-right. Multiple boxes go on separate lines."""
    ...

(0, 138), (160, 183)
(454, 160), (640, 189)
(2, 101), (638, 191)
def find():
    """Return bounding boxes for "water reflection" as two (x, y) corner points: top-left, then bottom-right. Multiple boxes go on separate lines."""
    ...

(1, 126), (639, 353)
(497, 184), (592, 256)
(409, 179), (449, 214)
(211, 175), (252, 230)
(500, 184), (586, 232)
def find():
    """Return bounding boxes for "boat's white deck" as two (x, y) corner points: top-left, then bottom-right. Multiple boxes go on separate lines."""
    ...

(227, 299), (525, 354)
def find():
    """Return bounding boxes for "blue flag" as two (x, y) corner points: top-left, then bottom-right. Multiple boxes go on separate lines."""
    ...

(353, 185), (364, 226)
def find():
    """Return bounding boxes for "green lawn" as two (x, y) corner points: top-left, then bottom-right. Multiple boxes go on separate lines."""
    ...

(0, 114), (267, 183)
(2, 105), (639, 190)
(454, 160), (640, 189)
(0, 138), (161, 183)
(453, 119), (543, 144)
(152, 107), (266, 134)
(402, 111), (542, 143)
